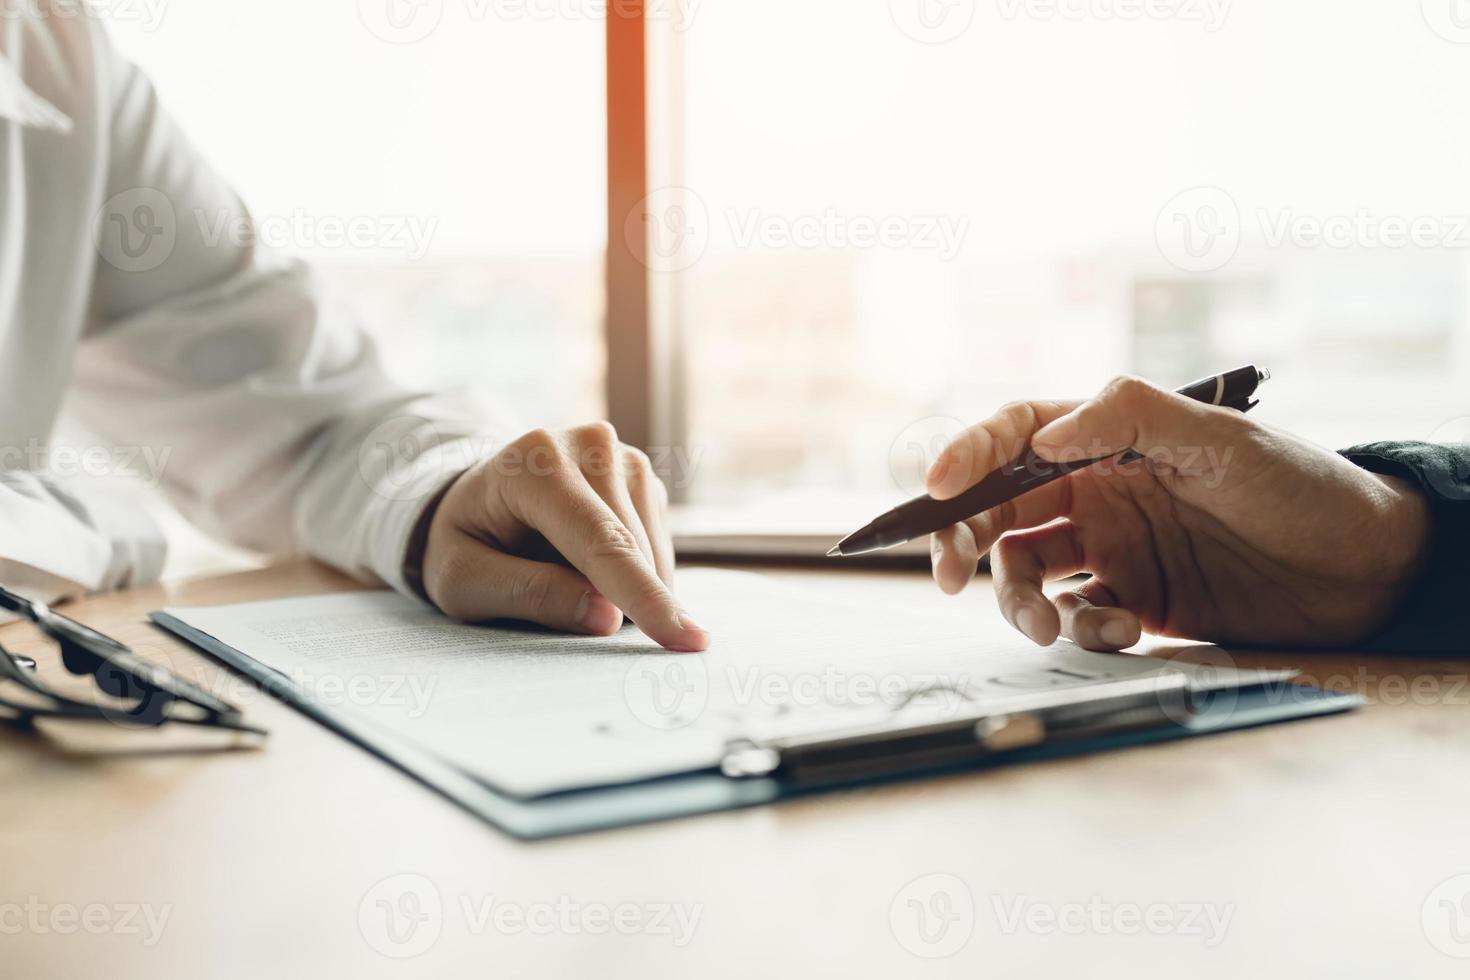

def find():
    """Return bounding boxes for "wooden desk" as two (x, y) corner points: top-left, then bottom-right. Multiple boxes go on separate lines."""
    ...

(4, 560), (1470, 978)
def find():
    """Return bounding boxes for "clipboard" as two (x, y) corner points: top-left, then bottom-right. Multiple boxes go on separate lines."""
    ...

(151, 610), (1362, 840)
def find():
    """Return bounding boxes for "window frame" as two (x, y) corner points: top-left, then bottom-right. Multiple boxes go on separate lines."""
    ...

(605, 1), (688, 499)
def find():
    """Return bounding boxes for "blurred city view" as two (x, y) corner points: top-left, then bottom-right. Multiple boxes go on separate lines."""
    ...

(679, 241), (1470, 505)
(674, 0), (1470, 503)
(109, 1), (1470, 528)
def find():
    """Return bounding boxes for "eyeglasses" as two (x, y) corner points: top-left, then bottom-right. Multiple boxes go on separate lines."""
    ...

(0, 584), (265, 739)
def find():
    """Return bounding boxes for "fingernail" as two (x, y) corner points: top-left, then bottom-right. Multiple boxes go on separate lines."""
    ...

(1101, 619), (1132, 647)
(673, 610), (711, 652)
(576, 592), (621, 635)
(1015, 607), (1039, 643)
(1033, 415), (1079, 455)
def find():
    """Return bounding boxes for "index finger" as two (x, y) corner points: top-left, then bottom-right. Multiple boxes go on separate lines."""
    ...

(926, 399), (1080, 500)
(1031, 376), (1245, 465)
(504, 466), (710, 653)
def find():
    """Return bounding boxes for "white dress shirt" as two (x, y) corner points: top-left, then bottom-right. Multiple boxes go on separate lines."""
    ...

(0, 5), (495, 600)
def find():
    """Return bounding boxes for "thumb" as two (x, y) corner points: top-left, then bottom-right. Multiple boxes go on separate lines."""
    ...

(425, 540), (624, 636)
(1031, 375), (1247, 470)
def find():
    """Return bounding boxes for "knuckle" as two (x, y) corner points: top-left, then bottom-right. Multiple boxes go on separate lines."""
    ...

(944, 424), (991, 478)
(1103, 375), (1156, 408)
(621, 445), (654, 477)
(621, 447), (664, 495)
(629, 577), (672, 615)
(991, 533), (1039, 575)
(588, 519), (642, 560)
(974, 418), (1005, 444)
(1000, 400), (1040, 430)
(979, 403), (1040, 466)
(577, 420), (619, 447)
(991, 534), (1021, 564)
(997, 400), (1038, 430)
(510, 568), (557, 617)
(507, 428), (569, 481)
(515, 427), (559, 453)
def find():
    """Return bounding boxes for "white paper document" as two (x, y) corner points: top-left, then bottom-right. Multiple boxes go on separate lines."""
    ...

(162, 569), (1280, 798)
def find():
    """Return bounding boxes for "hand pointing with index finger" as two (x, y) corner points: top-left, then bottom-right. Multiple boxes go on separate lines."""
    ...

(417, 422), (710, 653)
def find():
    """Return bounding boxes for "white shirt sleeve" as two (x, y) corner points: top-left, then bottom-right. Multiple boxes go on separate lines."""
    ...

(0, 468), (166, 600)
(45, 23), (505, 598)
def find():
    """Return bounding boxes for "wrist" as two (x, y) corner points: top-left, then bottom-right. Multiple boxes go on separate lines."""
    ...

(1373, 474), (1432, 583)
(401, 472), (464, 604)
(1339, 442), (1470, 653)
(1378, 469), (1431, 543)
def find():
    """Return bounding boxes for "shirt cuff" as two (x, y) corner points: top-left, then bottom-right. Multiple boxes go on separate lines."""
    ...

(359, 439), (479, 600)
(0, 476), (166, 601)
(1340, 441), (1470, 655)
(66, 481), (170, 590)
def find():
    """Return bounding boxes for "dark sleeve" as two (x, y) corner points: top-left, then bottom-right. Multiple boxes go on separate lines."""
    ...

(1339, 442), (1470, 655)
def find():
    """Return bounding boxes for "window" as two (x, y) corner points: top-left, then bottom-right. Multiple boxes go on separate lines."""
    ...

(108, 0), (607, 428)
(657, 1), (1470, 505)
(115, 3), (1470, 521)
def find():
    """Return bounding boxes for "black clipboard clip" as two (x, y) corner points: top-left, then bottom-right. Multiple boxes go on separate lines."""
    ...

(718, 673), (1193, 786)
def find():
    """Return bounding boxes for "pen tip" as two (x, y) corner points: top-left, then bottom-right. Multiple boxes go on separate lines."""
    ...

(825, 546), (842, 558)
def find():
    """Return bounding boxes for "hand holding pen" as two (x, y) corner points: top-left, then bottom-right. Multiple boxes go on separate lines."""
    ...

(838, 372), (1434, 652)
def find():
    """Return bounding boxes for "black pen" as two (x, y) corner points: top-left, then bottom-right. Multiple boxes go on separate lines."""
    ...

(827, 365), (1271, 558)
